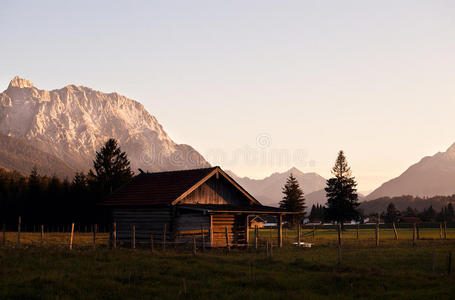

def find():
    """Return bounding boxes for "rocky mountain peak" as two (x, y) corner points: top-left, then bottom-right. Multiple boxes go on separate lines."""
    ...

(364, 143), (455, 200)
(446, 143), (455, 154)
(8, 76), (34, 89)
(288, 166), (303, 175)
(0, 77), (210, 175)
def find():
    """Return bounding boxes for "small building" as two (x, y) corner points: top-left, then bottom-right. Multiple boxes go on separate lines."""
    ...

(249, 216), (265, 228)
(101, 167), (290, 247)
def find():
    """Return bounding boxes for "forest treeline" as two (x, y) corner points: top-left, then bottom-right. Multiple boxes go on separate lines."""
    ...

(0, 167), (101, 226)
(309, 200), (455, 223)
(0, 138), (132, 227)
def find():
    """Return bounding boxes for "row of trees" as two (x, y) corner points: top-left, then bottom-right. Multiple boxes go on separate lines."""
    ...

(279, 150), (360, 226)
(308, 202), (455, 224)
(280, 150), (455, 226)
(0, 139), (133, 226)
(382, 202), (455, 223)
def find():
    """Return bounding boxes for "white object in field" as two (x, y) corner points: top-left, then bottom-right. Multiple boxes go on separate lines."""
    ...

(293, 242), (313, 248)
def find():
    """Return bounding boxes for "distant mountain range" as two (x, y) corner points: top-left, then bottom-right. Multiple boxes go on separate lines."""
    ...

(2, 76), (455, 211)
(0, 76), (210, 177)
(364, 144), (455, 201)
(228, 167), (328, 208)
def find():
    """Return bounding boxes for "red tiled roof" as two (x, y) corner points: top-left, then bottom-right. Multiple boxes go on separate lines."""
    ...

(101, 167), (218, 206)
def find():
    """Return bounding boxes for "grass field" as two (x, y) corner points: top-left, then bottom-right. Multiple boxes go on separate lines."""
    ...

(1, 227), (455, 299)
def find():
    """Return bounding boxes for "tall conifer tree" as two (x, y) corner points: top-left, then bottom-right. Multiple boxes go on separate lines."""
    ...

(325, 151), (360, 223)
(88, 138), (133, 198)
(280, 174), (306, 227)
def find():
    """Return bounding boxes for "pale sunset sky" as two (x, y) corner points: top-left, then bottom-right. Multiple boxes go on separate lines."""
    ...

(1, 0), (454, 193)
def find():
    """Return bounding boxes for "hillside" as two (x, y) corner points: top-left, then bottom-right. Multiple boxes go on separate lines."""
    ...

(0, 133), (74, 177)
(365, 144), (455, 201)
(360, 195), (455, 215)
(228, 167), (327, 207)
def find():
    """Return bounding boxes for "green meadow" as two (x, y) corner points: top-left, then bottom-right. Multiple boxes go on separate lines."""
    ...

(1, 227), (455, 299)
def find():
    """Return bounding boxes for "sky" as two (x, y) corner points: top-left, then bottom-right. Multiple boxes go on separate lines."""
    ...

(1, 0), (455, 193)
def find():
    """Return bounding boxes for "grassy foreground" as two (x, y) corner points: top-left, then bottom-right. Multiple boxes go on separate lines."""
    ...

(1, 228), (455, 299)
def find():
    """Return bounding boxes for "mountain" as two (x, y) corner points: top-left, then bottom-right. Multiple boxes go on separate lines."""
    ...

(0, 133), (74, 178)
(360, 195), (455, 215)
(228, 167), (327, 208)
(0, 76), (210, 175)
(364, 144), (455, 201)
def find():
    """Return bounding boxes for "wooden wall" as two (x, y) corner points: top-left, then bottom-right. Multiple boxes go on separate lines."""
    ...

(179, 176), (250, 205)
(174, 212), (210, 245)
(211, 214), (247, 247)
(111, 206), (249, 248)
(112, 207), (172, 246)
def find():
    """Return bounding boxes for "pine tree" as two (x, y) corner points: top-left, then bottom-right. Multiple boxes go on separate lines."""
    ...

(447, 203), (455, 221)
(385, 203), (399, 223)
(279, 174), (306, 227)
(88, 138), (133, 198)
(309, 205), (317, 221)
(324, 151), (360, 223)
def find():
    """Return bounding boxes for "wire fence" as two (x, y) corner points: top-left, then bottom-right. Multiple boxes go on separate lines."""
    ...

(1, 219), (454, 251)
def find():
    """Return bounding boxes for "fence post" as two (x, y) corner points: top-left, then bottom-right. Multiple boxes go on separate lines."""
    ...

(375, 220), (380, 247)
(201, 225), (205, 252)
(245, 215), (249, 248)
(225, 226), (230, 252)
(193, 236), (197, 256)
(113, 222), (117, 249)
(150, 234), (154, 253)
(163, 224), (166, 252)
(412, 223), (416, 246)
(393, 222), (398, 240)
(132, 225), (136, 249)
(278, 214), (283, 248)
(357, 224), (359, 239)
(416, 224), (420, 240)
(297, 224), (301, 246)
(92, 224), (97, 249)
(69, 223), (75, 250)
(40, 225), (44, 244)
(255, 225), (258, 250)
(312, 226), (315, 241)
(444, 222), (447, 240)
(17, 216), (21, 247)
(440, 223), (443, 239)
(2, 223), (5, 245)
(337, 223), (342, 266)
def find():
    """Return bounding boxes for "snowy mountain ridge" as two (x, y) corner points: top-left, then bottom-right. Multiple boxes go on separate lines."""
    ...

(0, 76), (210, 174)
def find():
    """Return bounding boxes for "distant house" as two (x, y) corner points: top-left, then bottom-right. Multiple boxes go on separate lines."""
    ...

(100, 167), (291, 247)
(249, 216), (265, 228)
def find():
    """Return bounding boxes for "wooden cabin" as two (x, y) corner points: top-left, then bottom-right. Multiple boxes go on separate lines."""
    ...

(100, 166), (289, 247)
(249, 216), (265, 229)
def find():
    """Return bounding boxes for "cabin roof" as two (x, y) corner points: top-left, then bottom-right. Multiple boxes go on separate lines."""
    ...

(177, 204), (293, 214)
(250, 215), (266, 222)
(100, 166), (261, 206)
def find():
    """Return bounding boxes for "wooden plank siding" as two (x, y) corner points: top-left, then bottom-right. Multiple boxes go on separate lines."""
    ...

(179, 176), (250, 206)
(173, 213), (210, 245)
(211, 214), (247, 247)
(112, 207), (172, 246)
